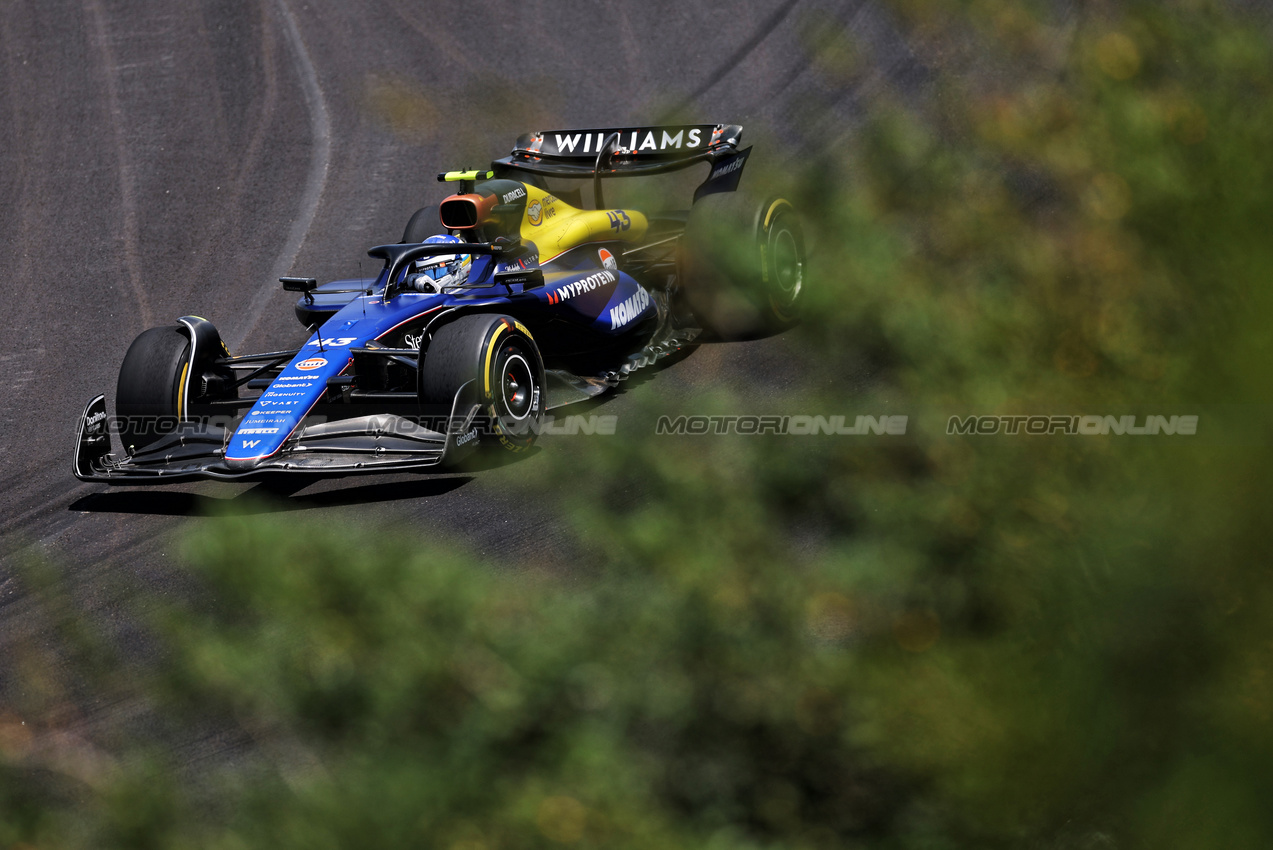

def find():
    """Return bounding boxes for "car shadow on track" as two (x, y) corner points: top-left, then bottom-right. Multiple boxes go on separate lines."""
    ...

(446, 445), (543, 473)
(67, 474), (474, 517)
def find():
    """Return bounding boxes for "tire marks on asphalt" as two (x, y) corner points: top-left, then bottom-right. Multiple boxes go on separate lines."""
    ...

(84, 0), (153, 330)
(227, 0), (332, 351)
(169, 1), (285, 316)
(671, 0), (804, 112)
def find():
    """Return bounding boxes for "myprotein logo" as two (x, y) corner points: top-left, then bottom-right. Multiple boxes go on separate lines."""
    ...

(609, 286), (650, 329)
(546, 270), (615, 305)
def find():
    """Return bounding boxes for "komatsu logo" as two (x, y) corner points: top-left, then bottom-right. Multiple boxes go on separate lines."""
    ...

(609, 287), (650, 329)
(709, 156), (746, 180)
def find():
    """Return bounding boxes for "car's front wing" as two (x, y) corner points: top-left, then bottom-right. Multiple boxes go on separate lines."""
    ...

(72, 388), (481, 483)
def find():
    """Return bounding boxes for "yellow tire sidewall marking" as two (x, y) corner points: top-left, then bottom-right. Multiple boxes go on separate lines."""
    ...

(763, 198), (790, 229)
(177, 361), (190, 418)
(483, 321), (509, 396)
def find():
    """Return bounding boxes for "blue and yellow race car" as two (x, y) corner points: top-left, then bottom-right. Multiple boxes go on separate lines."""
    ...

(73, 124), (806, 482)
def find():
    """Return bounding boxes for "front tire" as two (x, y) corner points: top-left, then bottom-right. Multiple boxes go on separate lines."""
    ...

(115, 326), (190, 453)
(419, 314), (546, 453)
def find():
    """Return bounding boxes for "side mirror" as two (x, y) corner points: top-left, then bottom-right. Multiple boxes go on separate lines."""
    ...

(494, 267), (544, 290)
(280, 277), (318, 304)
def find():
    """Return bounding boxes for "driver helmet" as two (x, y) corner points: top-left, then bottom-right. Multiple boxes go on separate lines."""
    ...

(407, 234), (471, 292)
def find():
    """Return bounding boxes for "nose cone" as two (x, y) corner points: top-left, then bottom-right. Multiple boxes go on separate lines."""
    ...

(224, 454), (262, 472)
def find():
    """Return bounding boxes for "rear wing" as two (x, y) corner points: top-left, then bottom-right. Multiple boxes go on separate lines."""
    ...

(492, 124), (750, 206)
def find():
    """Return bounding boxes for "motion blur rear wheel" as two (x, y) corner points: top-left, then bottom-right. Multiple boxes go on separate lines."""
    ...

(763, 199), (804, 324)
(419, 314), (546, 453)
(680, 192), (807, 340)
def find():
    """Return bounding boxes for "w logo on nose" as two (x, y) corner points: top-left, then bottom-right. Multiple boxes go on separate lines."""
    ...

(241, 439), (261, 449)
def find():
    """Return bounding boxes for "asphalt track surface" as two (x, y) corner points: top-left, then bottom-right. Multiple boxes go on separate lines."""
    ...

(0, 0), (1074, 761)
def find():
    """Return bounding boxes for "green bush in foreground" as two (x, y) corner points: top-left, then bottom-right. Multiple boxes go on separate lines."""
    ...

(5, 1), (1273, 847)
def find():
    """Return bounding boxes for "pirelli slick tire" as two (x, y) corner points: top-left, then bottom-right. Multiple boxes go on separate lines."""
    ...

(419, 314), (546, 453)
(681, 192), (806, 341)
(115, 325), (191, 454)
(401, 205), (439, 243)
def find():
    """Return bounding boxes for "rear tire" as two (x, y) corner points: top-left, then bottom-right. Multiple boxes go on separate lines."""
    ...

(115, 326), (190, 453)
(419, 314), (545, 453)
(680, 192), (806, 340)
(401, 205), (439, 243)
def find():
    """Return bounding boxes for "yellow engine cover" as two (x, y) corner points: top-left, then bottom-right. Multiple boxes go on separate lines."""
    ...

(519, 185), (647, 263)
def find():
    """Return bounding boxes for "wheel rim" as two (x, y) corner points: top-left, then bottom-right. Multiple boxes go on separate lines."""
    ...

(501, 352), (534, 420)
(770, 223), (803, 306)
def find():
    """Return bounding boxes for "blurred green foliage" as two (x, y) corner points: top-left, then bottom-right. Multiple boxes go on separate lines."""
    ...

(5, 1), (1273, 847)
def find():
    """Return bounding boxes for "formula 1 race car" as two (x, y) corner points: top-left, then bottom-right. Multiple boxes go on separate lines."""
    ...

(73, 124), (806, 482)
